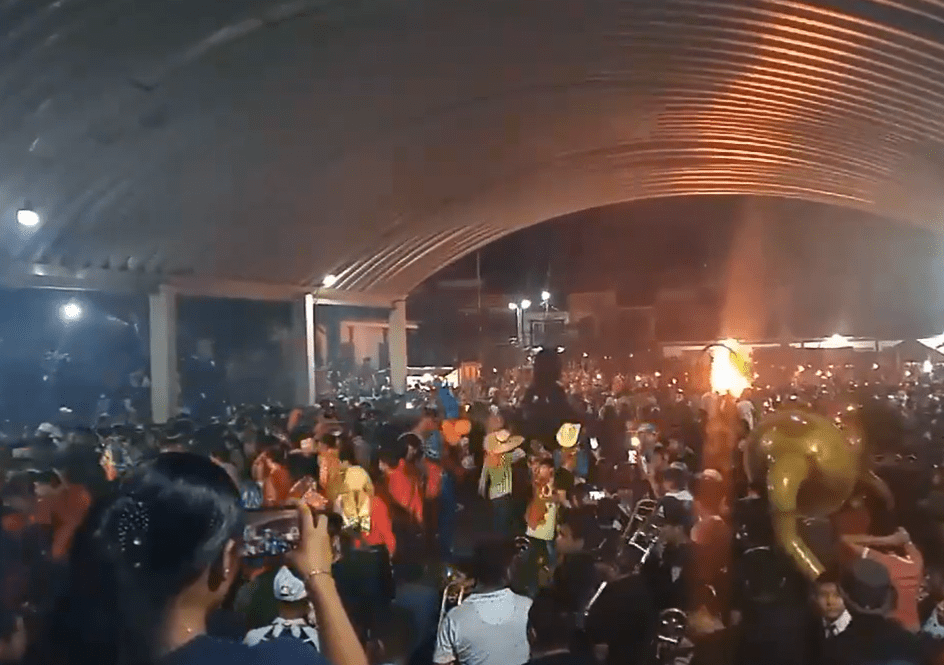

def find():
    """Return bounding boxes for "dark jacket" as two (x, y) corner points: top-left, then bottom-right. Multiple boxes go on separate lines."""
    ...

(818, 614), (924, 665)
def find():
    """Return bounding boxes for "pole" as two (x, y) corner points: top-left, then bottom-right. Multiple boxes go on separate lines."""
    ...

(305, 293), (317, 405)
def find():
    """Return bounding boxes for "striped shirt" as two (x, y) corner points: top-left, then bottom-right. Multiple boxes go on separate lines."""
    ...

(482, 448), (525, 499)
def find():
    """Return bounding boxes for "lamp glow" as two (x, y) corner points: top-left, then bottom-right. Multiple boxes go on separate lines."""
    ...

(321, 274), (338, 288)
(541, 290), (551, 302)
(17, 208), (39, 227)
(508, 302), (518, 310)
(520, 299), (531, 310)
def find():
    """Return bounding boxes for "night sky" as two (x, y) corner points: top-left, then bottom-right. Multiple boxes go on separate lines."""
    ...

(431, 195), (944, 339)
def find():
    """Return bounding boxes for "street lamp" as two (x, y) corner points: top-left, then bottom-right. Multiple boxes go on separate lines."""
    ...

(520, 299), (531, 310)
(541, 290), (551, 303)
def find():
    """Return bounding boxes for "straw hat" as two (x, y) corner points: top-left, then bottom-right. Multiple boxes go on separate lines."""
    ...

(556, 423), (582, 449)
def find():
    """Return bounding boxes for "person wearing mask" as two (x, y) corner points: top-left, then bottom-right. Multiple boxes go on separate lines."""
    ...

(525, 588), (590, 665)
(434, 538), (532, 665)
(35, 452), (368, 665)
(245, 566), (320, 651)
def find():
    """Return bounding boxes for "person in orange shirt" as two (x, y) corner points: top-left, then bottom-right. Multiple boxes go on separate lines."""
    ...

(379, 448), (423, 526)
(260, 445), (292, 507)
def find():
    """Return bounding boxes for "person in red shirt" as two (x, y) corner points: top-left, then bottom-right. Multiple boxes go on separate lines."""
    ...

(379, 449), (423, 525)
(842, 522), (924, 632)
(362, 492), (396, 557)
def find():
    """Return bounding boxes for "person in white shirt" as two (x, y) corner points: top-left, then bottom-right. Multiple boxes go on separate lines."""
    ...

(245, 566), (320, 651)
(434, 539), (532, 665)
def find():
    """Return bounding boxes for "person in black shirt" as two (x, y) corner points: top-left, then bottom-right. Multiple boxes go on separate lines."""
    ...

(525, 588), (592, 665)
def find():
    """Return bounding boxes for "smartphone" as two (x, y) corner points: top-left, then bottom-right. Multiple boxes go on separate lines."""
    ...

(628, 450), (638, 465)
(241, 508), (301, 557)
(589, 437), (599, 450)
(588, 490), (606, 501)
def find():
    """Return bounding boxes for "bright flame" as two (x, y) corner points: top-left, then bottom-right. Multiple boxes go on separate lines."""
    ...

(709, 339), (751, 398)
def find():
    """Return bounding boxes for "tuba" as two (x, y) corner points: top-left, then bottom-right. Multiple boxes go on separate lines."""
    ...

(744, 410), (863, 580)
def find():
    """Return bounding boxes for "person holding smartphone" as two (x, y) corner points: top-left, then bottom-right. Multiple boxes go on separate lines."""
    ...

(31, 452), (368, 665)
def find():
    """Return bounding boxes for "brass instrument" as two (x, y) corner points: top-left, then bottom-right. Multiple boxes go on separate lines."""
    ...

(619, 498), (664, 571)
(745, 409), (863, 580)
(653, 608), (689, 665)
(438, 564), (475, 629)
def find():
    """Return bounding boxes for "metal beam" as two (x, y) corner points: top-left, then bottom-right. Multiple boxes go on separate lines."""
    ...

(0, 261), (403, 307)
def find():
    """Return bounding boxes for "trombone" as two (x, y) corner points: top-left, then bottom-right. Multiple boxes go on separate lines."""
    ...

(438, 565), (475, 629)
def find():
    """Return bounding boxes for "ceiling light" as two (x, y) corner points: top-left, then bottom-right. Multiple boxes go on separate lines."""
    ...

(322, 274), (338, 288)
(60, 301), (82, 322)
(17, 208), (39, 227)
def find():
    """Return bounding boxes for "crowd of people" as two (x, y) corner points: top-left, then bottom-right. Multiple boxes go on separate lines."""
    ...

(1, 349), (944, 665)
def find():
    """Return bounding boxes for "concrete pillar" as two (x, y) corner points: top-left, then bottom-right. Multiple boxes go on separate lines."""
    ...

(389, 299), (408, 394)
(305, 293), (317, 405)
(149, 285), (179, 424)
(289, 298), (314, 406)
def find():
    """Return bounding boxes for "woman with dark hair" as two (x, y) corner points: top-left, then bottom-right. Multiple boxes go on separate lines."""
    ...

(34, 452), (367, 665)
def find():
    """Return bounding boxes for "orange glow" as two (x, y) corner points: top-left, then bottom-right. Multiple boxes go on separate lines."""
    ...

(710, 339), (751, 398)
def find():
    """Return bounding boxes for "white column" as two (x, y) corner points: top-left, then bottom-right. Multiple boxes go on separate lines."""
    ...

(149, 285), (179, 424)
(289, 298), (313, 406)
(389, 299), (408, 394)
(305, 293), (317, 405)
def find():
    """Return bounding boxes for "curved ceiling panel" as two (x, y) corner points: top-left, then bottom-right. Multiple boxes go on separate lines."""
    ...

(3, 0), (944, 299)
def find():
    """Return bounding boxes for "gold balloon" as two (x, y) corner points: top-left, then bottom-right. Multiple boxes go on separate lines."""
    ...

(745, 410), (863, 580)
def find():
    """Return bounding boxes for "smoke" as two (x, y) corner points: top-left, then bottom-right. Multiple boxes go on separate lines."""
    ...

(720, 198), (770, 340)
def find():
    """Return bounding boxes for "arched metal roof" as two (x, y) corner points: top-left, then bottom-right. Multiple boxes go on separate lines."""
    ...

(3, 0), (944, 303)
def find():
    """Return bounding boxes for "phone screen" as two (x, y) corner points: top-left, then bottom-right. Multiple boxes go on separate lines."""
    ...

(241, 508), (301, 557)
(589, 437), (599, 450)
